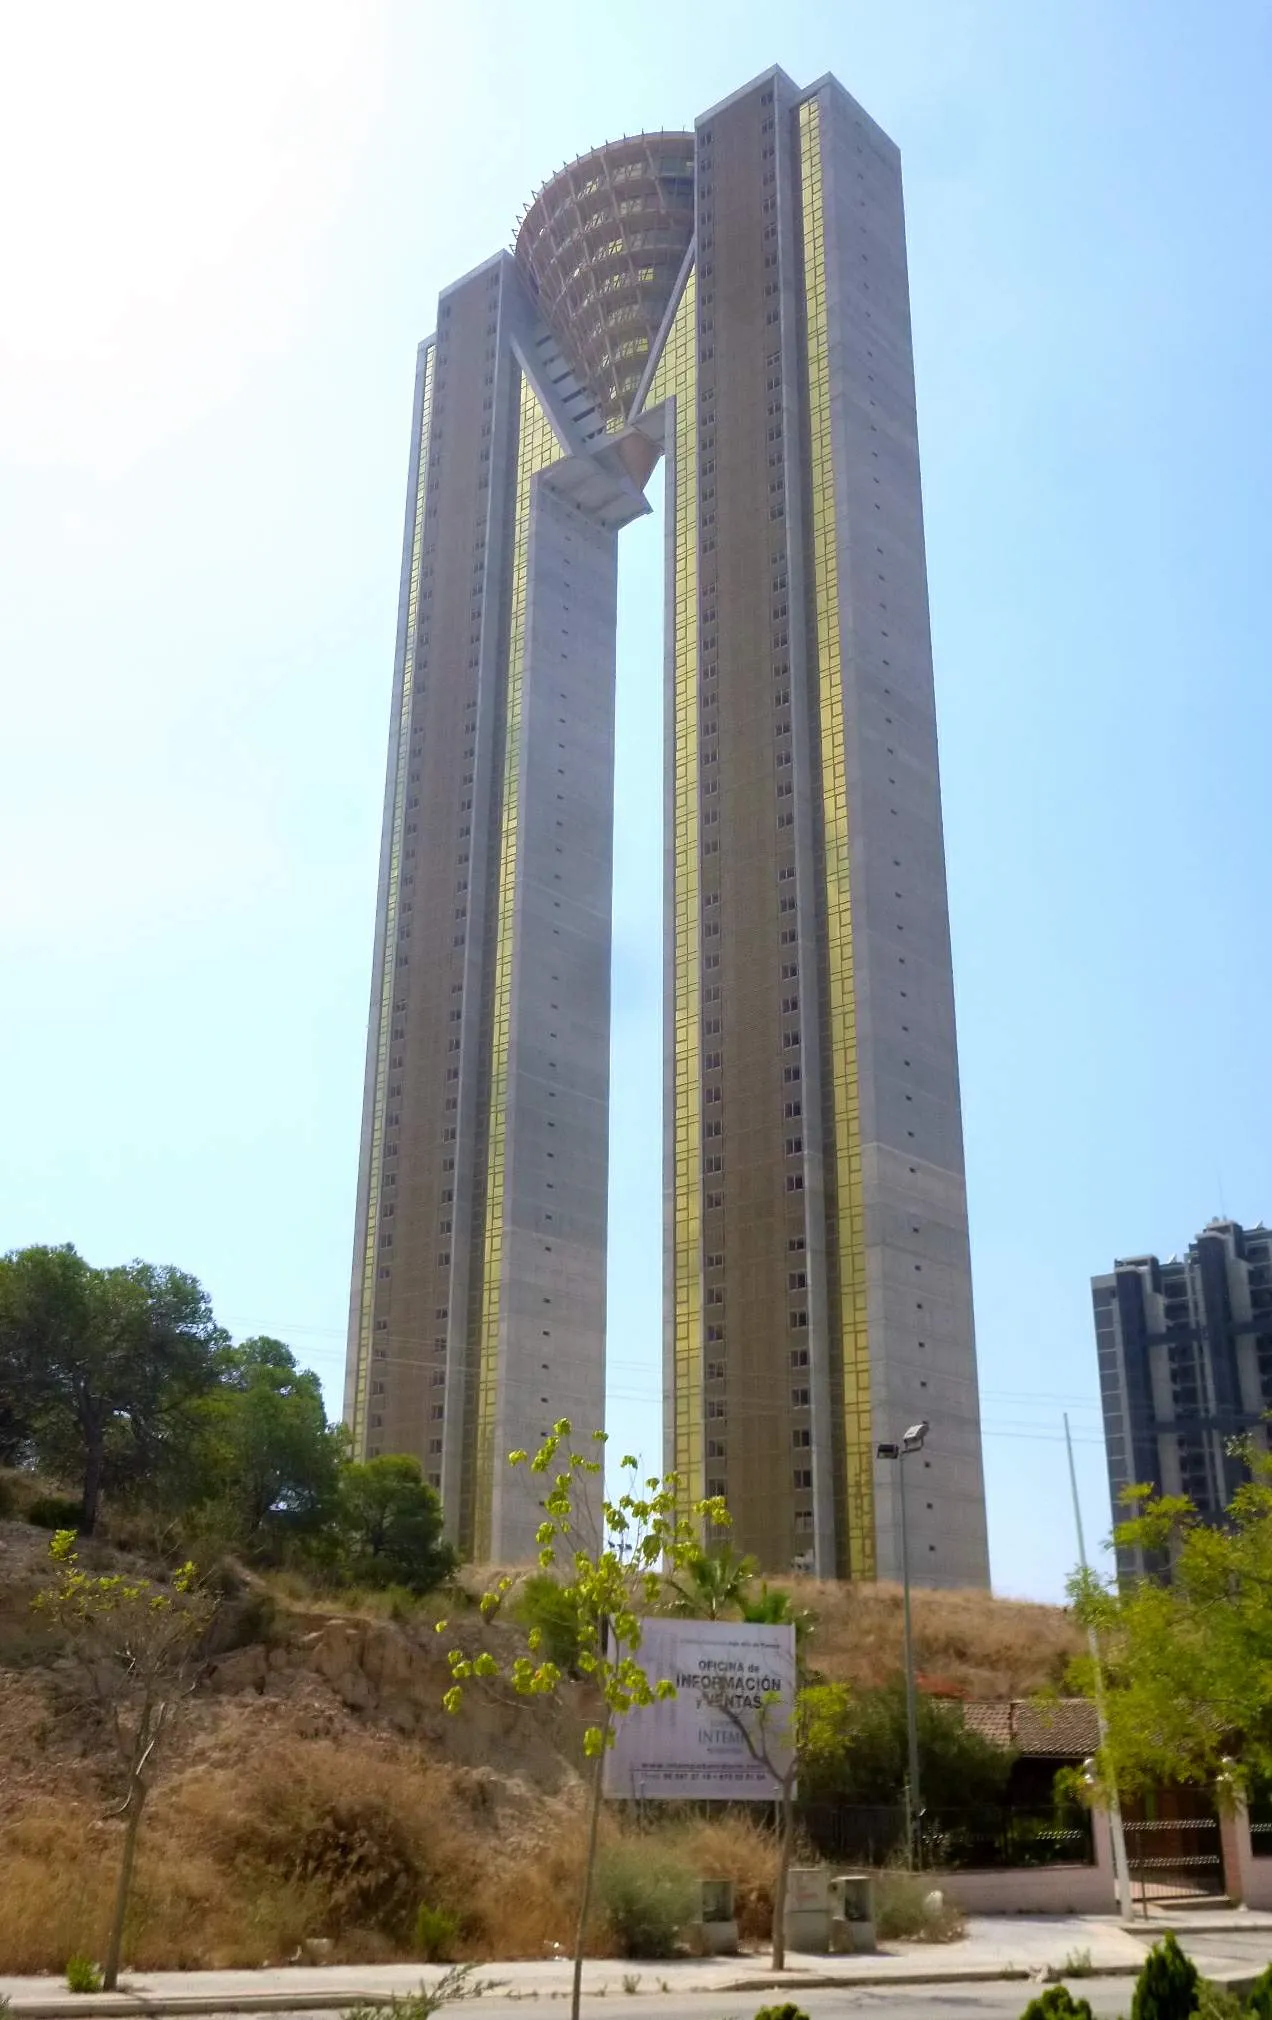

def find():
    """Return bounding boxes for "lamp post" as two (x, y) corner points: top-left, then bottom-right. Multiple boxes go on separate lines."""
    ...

(876, 1420), (929, 1869)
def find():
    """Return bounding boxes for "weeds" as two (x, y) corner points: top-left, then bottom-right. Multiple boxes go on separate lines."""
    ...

(872, 1870), (964, 1943)
(415, 1905), (461, 1963)
(1059, 1947), (1094, 1978)
(343, 1967), (504, 2020)
(621, 1975), (641, 1995)
(65, 1956), (103, 1994)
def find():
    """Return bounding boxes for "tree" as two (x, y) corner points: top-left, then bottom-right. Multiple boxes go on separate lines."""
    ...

(666, 1541), (756, 1619)
(0, 1245), (225, 1533)
(440, 1421), (727, 2020)
(187, 1336), (342, 1555)
(796, 1677), (1013, 1816)
(339, 1453), (457, 1593)
(696, 1668), (840, 1970)
(1071, 1447), (1272, 1793)
(34, 1530), (215, 1987)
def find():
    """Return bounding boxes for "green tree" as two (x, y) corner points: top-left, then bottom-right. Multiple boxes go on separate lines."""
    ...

(795, 1676), (1013, 1815)
(0, 1245), (225, 1533)
(189, 1336), (342, 1555)
(1071, 1446), (1272, 1792)
(339, 1453), (457, 1593)
(34, 1530), (215, 1988)
(666, 1540), (756, 1618)
(440, 1420), (727, 2020)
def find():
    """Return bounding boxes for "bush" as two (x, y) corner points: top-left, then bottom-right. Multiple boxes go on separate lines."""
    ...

(28, 1495), (82, 1531)
(516, 1575), (582, 1674)
(755, 2006), (810, 2020)
(65, 1956), (102, 1993)
(596, 1843), (698, 1958)
(414, 1903), (460, 1962)
(1193, 1983), (1245, 2020)
(226, 1767), (428, 1939)
(1131, 1934), (1199, 2020)
(1019, 1989), (1094, 2020)
(1246, 1962), (1272, 2020)
(872, 1869), (964, 1942)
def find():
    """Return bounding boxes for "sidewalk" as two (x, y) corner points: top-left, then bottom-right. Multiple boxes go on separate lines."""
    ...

(0, 1916), (1154, 2016)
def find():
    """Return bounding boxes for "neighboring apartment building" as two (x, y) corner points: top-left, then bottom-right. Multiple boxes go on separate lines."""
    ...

(1093, 1218), (1272, 1578)
(344, 66), (989, 1583)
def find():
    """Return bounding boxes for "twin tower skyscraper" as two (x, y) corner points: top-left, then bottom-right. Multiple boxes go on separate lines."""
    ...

(343, 66), (990, 1587)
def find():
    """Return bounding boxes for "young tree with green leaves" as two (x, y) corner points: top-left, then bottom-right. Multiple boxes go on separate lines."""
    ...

(695, 1669), (839, 1969)
(34, 1531), (216, 1988)
(0, 1244), (225, 1532)
(1071, 1444), (1272, 1793)
(440, 1421), (726, 2020)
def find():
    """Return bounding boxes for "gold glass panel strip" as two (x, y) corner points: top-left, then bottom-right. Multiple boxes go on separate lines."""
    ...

(799, 99), (874, 1575)
(645, 272), (703, 1512)
(352, 340), (435, 1454)
(473, 370), (559, 1556)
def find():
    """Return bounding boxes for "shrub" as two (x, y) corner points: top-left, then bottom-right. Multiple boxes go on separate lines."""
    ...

(1019, 1989), (1094, 2020)
(1246, 1962), (1272, 2020)
(65, 1956), (103, 1994)
(516, 1575), (582, 1674)
(414, 1903), (460, 1962)
(1193, 1983), (1246, 2020)
(872, 1869), (964, 1942)
(595, 1843), (698, 1959)
(755, 2006), (810, 2020)
(224, 1760), (429, 1939)
(28, 1495), (82, 1531)
(1131, 1934), (1200, 2020)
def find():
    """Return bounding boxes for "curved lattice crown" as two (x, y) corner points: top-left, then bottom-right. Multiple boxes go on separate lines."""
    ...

(516, 134), (695, 429)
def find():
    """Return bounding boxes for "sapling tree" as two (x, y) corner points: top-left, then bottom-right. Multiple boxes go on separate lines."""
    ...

(34, 1531), (216, 1988)
(696, 1670), (843, 1969)
(439, 1420), (726, 2020)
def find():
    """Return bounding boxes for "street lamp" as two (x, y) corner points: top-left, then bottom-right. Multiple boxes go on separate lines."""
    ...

(876, 1420), (929, 1868)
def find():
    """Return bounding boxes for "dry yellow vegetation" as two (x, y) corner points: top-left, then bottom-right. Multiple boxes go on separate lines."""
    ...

(0, 1516), (1080, 1971)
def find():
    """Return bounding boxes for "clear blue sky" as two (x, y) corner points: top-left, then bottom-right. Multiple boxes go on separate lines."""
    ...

(3, 1), (1269, 1602)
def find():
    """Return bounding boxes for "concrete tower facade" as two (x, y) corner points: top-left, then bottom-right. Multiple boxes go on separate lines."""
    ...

(345, 69), (989, 1582)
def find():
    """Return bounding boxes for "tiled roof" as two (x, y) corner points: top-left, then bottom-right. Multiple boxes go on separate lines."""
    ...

(962, 1698), (1099, 1758)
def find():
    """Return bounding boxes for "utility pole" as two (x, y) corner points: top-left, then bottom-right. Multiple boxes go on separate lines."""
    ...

(1065, 1412), (1134, 1920)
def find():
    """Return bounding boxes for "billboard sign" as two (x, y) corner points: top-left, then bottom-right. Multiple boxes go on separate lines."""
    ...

(603, 1617), (797, 1801)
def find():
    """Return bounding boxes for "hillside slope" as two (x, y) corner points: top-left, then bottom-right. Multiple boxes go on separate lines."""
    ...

(0, 1519), (1081, 1971)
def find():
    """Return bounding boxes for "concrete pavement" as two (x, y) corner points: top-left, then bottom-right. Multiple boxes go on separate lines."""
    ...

(0, 1916), (1154, 2016)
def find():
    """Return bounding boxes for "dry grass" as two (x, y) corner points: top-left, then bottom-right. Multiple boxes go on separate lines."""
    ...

(0, 1684), (781, 1972)
(786, 1578), (1081, 1698)
(0, 1507), (1079, 1971)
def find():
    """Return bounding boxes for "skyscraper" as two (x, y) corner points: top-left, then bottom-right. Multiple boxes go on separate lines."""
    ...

(1093, 1219), (1272, 1581)
(345, 66), (989, 1584)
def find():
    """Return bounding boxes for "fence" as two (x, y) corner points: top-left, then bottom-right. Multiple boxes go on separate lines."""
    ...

(799, 1803), (1095, 1872)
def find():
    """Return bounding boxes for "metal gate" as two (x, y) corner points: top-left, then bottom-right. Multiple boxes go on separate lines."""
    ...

(1123, 1815), (1226, 1907)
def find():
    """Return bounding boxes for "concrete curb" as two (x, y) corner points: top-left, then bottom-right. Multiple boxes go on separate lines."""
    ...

(0, 1965), (1149, 2018)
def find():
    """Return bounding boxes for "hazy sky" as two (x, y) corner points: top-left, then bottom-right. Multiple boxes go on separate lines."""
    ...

(3, 1), (1270, 1602)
